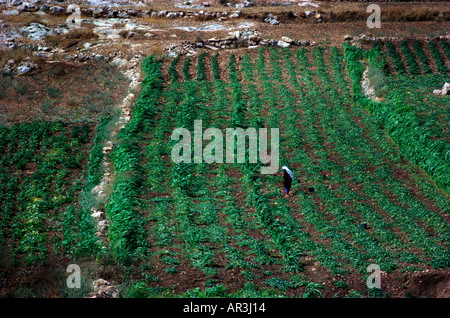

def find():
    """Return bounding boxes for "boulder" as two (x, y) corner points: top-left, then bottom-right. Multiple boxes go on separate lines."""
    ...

(17, 2), (36, 12)
(442, 82), (450, 95)
(16, 61), (37, 75)
(282, 36), (293, 43)
(344, 34), (353, 41)
(277, 40), (290, 48)
(49, 6), (64, 15)
(17, 65), (32, 75)
(166, 12), (178, 18)
(39, 3), (49, 12)
(2, 9), (20, 16)
(433, 83), (450, 95)
(92, 8), (104, 18)
(19, 22), (53, 40)
(88, 279), (118, 298)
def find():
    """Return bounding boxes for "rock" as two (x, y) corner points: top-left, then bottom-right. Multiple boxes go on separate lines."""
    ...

(277, 40), (290, 48)
(88, 279), (118, 298)
(19, 23), (53, 40)
(434, 83), (450, 95)
(49, 6), (64, 15)
(281, 36), (293, 43)
(344, 34), (353, 41)
(17, 2), (36, 12)
(16, 61), (36, 75)
(166, 12), (178, 18)
(39, 3), (49, 12)
(205, 44), (219, 51)
(442, 82), (450, 95)
(243, 1), (256, 7)
(17, 65), (31, 75)
(2, 9), (20, 16)
(97, 220), (109, 231)
(91, 210), (103, 218)
(92, 8), (104, 18)
(127, 9), (137, 16)
(11, 0), (22, 6)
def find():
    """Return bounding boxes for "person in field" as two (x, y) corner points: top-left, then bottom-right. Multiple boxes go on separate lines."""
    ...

(282, 166), (294, 197)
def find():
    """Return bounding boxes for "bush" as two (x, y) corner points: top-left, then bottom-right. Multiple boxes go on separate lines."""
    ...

(366, 66), (388, 98)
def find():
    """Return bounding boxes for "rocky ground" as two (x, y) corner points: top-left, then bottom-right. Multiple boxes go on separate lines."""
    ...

(1, 0), (449, 74)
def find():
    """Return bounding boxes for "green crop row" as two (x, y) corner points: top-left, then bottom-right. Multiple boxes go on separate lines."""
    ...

(343, 42), (450, 195)
(400, 41), (420, 75)
(428, 41), (448, 74)
(105, 55), (165, 265)
(412, 41), (433, 74)
(385, 42), (406, 75)
(0, 121), (93, 265)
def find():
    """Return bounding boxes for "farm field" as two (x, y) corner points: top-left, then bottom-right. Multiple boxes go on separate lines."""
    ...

(100, 41), (449, 298)
(0, 7), (449, 296)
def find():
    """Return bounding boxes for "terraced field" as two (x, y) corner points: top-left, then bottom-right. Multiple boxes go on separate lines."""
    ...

(102, 42), (449, 297)
(1, 39), (449, 298)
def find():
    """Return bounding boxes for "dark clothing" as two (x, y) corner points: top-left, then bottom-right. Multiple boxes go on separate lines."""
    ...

(283, 170), (292, 194)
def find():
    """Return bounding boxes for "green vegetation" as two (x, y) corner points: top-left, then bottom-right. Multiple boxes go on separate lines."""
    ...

(1, 39), (449, 298)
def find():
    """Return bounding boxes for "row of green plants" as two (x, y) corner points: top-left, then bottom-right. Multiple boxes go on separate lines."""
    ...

(122, 46), (449, 297)
(105, 56), (165, 265)
(315, 46), (448, 268)
(428, 40), (448, 74)
(382, 40), (449, 75)
(0, 121), (94, 265)
(343, 42), (450, 195)
(412, 41), (433, 74)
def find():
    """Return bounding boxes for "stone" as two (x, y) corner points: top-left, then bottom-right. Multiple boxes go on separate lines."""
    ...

(166, 12), (177, 18)
(281, 36), (293, 43)
(442, 82), (450, 95)
(17, 65), (31, 75)
(49, 6), (64, 15)
(344, 34), (353, 41)
(277, 40), (290, 48)
(91, 210), (103, 218)
(97, 220), (109, 231)
(158, 10), (168, 17)
(2, 9), (20, 16)
(88, 279), (118, 298)
(19, 23), (53, 40)
(92, 8), (104, 18)
(39, 3), (49, 12)
(432, 89), (442, 95)
(17, 2), (36, 12)
(16, 61), (36, 75)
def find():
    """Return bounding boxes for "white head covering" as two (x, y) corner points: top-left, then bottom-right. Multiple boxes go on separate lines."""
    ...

(282, 166), (294, 181)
